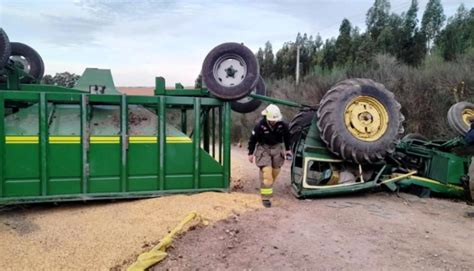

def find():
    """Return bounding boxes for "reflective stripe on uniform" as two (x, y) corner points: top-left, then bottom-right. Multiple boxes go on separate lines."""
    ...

(260, 188), (273, 195)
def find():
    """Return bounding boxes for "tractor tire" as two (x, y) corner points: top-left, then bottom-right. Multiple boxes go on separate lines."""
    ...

(317, 78), (404, 164)
(231, 76), (265, 113)
(0, 28), (11, 69)
(10, 42), (44, 83)
(447, 101), (474, 136)
(289, 108), (317, 149)
(402, 133), (428, 141)
(202, 42), (259, 100)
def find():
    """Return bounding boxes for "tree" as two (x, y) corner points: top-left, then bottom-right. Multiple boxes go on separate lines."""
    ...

(366, 0), (391, 41)
(42, 72), (80, 88)
(335, 18), (353, 66)
(398, 0), (426, 66)
(421, 0), (446, 51)
(256, 48), (264, 68)
(262, 41), (275, 78)
(435, 5), (473, 61)
(321, 38), (337, 70)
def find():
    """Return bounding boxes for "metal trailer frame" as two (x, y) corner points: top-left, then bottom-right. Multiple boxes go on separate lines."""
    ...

(0, 68), (232, 204)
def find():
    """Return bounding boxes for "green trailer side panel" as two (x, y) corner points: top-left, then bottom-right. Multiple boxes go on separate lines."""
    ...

(128, 143), (159, 192)
(89, 143), (121, 193)
(48, 144), (81, 195)
(4, 145), (40, 197)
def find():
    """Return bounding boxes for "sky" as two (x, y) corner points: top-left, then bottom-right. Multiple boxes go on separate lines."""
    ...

(0, 0), (471, 86)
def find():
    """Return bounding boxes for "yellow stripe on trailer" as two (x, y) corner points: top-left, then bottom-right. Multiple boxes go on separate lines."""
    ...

(5, 136), (192, 144)
(6, 136), (39, 144)
(90, 136), (120, 144)
(49, 136), (81, 144)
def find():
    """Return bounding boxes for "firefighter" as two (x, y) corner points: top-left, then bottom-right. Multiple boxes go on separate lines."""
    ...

(248, 104), (291, 208)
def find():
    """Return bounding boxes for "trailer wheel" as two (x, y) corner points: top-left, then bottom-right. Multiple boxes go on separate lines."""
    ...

(202, 42), (259, 100)
(289, 108), (317, 151)
(447, 101), (474, 136)
(9, 42), (44, 83)
(0, 28), (11, 69)
(317, 78), (404, 164)
(231, 76), (266, 113)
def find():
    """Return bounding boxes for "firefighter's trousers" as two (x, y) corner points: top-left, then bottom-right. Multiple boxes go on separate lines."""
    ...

(255, 144), (286, 200)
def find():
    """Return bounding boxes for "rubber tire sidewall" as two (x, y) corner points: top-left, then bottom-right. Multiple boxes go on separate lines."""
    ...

(202, 42), (259, 100)
(10, 42), (45, 83)
(317, 78), (404, 164)
(447, 101), (474, 136)
(0, 28), (11, 69)
(231, 76), (266, 113)
(289, 109), (317, 147)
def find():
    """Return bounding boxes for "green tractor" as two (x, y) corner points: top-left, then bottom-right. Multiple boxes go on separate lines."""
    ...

(288, 79), (474, 201)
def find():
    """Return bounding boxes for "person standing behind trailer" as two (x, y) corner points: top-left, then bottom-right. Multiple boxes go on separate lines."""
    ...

(248, 104), (292, 208)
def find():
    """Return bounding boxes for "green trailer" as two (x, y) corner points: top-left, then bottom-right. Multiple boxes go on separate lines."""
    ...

(0, 30), (270, 204)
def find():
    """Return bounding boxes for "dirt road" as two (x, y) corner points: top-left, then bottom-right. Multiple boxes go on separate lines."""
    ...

(158, 147), (474, 270)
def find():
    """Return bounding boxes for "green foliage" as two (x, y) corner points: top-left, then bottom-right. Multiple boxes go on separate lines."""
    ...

(435, 5), (474, 61)
(42, 72), (80, 88)
(421, 0), (446, 50)
(335, 19), (352, 66)
(366, 0), (391, 41)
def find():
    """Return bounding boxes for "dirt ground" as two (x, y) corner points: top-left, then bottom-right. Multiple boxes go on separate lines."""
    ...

(158, 147), (474, 271)
(0, 146), (473, 270)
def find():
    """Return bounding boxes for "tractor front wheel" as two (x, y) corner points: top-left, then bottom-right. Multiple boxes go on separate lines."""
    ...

(447, 101), (474, 136)
(231, 76), (266, 113)
(0, 28), (11, 69)
(202, 42), (259, 100)
(9, 42), (44, 83)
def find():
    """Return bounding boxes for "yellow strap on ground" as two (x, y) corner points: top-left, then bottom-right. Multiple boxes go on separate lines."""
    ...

(127, 211), (207, 271)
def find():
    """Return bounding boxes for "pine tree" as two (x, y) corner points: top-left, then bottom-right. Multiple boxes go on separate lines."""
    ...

(366, 0), (391, 41)
(262, 41), (274, 78)
(421, 0), (446, 51)
(335, 18), (353, 66)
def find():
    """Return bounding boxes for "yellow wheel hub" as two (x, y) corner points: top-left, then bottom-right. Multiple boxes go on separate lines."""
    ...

(344, 96), (389, 141)
(462, 108), (474, 126)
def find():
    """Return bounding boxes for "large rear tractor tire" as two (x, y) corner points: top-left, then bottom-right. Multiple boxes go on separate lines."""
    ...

(289, 108), (317, 149)
(0, 28), (11, 69)
(447, 101), (474, 136)
(9, 42), (45, 83)
(317, 78), (404, 164)
(231, 76), (266, 113)
(202, 42), (259, 100)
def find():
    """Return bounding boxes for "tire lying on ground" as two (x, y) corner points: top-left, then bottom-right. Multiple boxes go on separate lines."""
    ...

(9, 42), (44, 83)
(447, 101), (474, 136)
(202, 42), (259, 100)
(289, 108), (317, 149)
(0, 28), (11, 69)
(317, 78), (404, 164)
(231, 76), (266, 113)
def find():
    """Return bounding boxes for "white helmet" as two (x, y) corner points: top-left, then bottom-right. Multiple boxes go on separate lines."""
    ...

(261, 104), (282, 121)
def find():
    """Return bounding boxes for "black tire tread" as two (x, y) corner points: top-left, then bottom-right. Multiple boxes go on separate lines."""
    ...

(231, 76), (266, 113)
(447, 101), (474, 136)
(10, 42), (44, 83)
(317, 78), (404, 164)
(0, 28), (11, 69)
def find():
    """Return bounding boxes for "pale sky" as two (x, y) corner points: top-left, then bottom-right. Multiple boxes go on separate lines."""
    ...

(0, 0), (471, 86)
